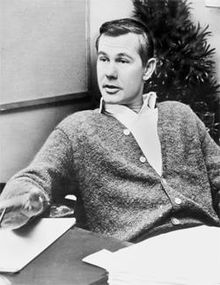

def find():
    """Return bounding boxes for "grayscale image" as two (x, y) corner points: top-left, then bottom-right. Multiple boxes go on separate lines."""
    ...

(0, 1), (220, 284)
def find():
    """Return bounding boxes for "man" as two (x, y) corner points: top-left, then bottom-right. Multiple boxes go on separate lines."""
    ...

(0, 18), (219, 242)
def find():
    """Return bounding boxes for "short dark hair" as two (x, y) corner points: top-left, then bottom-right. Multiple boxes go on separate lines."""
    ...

(95, 18), (154, 65)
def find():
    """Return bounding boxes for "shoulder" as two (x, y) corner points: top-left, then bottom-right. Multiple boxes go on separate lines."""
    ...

(157, 101), (203, 135)
(158, 100), (195, 121)
(158, 101), (209, 139)
(158, 100), (192, 112)
(55, 108), (102, 134)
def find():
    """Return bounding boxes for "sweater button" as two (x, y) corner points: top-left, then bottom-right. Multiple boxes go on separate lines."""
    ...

(123, 129), (130, 135)
(161, 178), (167, 185)
(171, 217), (181, 225)
(139, 156), (146, 163)
(174, 197), (182, 205)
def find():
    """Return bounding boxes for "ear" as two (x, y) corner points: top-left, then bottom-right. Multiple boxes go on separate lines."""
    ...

(143, 58), (156, 81)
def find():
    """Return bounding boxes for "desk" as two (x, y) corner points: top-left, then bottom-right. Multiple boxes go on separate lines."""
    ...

(2, 227), (130, 285)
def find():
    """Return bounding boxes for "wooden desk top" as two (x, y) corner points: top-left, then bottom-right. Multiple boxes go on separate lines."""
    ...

(2, 227), (130, 285)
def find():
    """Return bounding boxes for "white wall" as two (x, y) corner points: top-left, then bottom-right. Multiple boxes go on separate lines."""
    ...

(0, 0), (87, 104)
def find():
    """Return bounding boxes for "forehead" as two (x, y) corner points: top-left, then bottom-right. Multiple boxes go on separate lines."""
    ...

(98, 33), (141, 56)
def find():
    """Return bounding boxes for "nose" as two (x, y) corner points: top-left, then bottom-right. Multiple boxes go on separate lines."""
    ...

(105, 62), (118, 79)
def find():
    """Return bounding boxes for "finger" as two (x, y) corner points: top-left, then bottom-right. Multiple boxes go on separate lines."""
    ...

(0, 192), (43, 212)
(23, 194), (45, 216)
(0, 210), (30, 229)
(0, 195), (27, 210)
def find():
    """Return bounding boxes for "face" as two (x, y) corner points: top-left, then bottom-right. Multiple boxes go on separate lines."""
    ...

(97, 33), (148, 109)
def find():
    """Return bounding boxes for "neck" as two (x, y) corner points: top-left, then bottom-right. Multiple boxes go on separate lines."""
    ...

(103, 97), (144, 113)
(128, 104), (142, 113)
(126, 98), (143, 113)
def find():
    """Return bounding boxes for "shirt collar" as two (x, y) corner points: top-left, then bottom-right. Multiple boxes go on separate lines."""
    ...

(98, 92), (157, 115)
(99, 97), (105, 114)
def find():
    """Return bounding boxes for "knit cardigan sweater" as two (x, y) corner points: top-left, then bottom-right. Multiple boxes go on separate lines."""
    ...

(2, 101), (220, 242)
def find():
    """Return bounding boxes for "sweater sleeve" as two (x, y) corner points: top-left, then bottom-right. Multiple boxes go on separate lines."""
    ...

(195, 112), (220, 212)
(1, 127), (75, 203)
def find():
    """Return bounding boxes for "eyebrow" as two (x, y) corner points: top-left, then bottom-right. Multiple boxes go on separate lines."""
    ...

(97, 51), (108, 56)
(97, 51), (133, 60)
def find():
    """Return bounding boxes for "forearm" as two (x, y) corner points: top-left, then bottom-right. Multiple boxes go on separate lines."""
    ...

(196, 114), (220, 215)
(3, 127), (74, 200)
(200, 125), (220, 190)
(0, 127), (74, 228)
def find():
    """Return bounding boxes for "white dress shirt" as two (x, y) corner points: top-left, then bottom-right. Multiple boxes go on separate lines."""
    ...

(100, 92), (162, 176)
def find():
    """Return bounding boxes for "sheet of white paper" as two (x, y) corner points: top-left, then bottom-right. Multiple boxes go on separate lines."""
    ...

(83, 249), (114, 269)
(0, 274), (11, 285)
(0, 218), (76, 273)
(83, 226), (220, 285)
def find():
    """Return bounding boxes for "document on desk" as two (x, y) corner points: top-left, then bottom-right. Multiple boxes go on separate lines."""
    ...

(83, 225), (220, 285)
(0, 217), (76, 273)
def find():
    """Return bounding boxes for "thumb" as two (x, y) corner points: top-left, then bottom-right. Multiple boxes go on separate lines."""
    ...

(23, 192), (45, 216)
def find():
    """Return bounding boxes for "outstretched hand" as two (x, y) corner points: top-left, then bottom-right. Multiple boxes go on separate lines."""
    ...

(0, 187), (49, 229)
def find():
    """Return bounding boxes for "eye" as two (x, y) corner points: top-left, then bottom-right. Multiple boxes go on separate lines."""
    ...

(117, 58), (129, 64)
(98, 56), (109, 62)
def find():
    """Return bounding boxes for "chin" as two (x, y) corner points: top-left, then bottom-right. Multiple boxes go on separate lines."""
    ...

(102, 93), (123, 104)
(103, 98), (121, 105)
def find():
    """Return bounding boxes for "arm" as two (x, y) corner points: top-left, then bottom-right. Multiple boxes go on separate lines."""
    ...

(0, 127), (75, 229)
(195, 113), (220, 213)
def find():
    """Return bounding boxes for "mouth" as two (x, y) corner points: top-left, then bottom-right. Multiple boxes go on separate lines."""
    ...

(103, 84), (121, 94)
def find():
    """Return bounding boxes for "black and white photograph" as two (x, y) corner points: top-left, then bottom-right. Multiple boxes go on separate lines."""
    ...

(0, 0), (220, 284)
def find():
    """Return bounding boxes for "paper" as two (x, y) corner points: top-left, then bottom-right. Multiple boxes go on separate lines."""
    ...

(0, 275), (11, 285)
(0, 218), (76, 273)
(83, 226), (220, 285)
(83, 249), (114, 270)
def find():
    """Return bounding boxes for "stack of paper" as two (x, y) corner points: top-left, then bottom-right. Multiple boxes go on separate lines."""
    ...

(83, 226), (220, 285)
